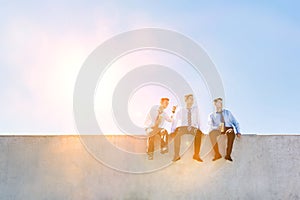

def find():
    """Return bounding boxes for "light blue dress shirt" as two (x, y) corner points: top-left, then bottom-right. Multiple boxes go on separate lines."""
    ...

(208, 109), (241, 134)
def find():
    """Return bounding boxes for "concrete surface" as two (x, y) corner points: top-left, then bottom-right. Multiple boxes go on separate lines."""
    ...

(0, 135), (299, 200)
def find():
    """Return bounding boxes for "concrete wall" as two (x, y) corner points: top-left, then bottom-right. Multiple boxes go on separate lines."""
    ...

(0, 135), (299, 200)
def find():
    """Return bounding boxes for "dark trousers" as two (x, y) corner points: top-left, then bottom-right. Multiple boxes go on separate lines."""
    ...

(147, 128), (169, 154)
(173, 126), (203, 157)
(209, 127), (235, 157)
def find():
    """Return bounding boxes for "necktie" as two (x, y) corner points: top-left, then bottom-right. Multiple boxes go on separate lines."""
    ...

(218, 111), (225, 133)
(187, 108), (192, 130)
(220, 111), (225, 123)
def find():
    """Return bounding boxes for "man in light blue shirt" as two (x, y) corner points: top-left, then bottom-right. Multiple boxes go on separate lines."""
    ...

(208, 97), (241, 162)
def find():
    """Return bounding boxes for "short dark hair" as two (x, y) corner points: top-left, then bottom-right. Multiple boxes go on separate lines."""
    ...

(161, 98), (169, 102)
(184, 94), (193, 102)
(213, 97), (223, 103)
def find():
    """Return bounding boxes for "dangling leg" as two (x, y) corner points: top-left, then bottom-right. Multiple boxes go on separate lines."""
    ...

(172, 128), (182, 161)
(225, 128), (235, 161)
(160, 129), (169, 154)
(146, 128), (156, 160)
(209, 129), (222, 161)
(193, 129), (203, 162)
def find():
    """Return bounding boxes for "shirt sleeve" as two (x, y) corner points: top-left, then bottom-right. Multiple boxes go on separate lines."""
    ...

(171, 109), (181, 133)
(208, 113), (219, 131)
(164, 112), (173, 123)
(228, 111), (241, 134)
(144, 106), (156, 129)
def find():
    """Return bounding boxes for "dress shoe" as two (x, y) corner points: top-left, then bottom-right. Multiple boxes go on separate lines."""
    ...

(148, 153), (154, 160)
(193, 155), (203, 162)
(212, 154), (222, 161)
(225, 155), (233, 162)
(160, 148), (169, 154)
(172, 156), (181, 162)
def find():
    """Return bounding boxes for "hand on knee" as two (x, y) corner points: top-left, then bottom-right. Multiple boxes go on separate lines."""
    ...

(227, 129), (234, 134)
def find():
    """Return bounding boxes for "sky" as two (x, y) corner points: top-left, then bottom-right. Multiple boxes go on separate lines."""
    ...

(0, 0), (299, 134)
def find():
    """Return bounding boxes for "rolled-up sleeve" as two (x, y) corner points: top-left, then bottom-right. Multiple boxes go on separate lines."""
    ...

(144, 106), (155, 129)
(171, 110), (180, 133)
(208, 113), (219, 131)
(229, 111), (241, 134)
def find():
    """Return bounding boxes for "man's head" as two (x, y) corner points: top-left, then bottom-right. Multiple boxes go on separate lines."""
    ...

(185, 94), (194, 107)
(160, 98), (170, 109)
(213, 97), (223, 110)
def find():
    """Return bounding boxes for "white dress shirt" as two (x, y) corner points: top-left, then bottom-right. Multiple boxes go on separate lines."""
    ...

(171, 106), (201, 132)
(144, 105), (172, 129)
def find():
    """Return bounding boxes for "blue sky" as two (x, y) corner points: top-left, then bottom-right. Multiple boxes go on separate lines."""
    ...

(0, 1), (299, 134)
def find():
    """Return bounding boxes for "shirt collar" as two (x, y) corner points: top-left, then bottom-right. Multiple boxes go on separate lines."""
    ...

(214, 109), (225, 117)
(185, 105), (196, 110)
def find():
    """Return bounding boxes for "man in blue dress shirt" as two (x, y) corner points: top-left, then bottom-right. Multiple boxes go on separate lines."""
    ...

(208, 97), (241, 162)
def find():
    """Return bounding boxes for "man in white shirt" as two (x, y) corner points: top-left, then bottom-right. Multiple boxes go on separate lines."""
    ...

(144, 98), (174, 160)
(171, 94), (203, 162)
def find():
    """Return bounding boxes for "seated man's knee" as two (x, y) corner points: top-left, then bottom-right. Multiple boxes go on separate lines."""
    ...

(226, 128), (235, 135)
(161, 129), (168, 135)
(174, 127), (180, 133)
(148, 137), (154, 142)
(195, 129), (203, 136)
(209, 130), (219, 137)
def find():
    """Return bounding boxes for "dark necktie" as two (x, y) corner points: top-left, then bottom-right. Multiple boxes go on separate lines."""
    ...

(218, 111), (225, 133)
(220, 111), (225, 123)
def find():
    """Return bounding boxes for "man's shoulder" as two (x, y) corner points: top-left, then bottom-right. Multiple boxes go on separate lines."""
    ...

(182, 105), (198, 111)
(176, 106), (184, 111)
(192, 105), (198, 109)
(223, 109), (232, 114)
(148, 105), (159, 113)
(209, 112), (215, 117)
(151, 105), (159, 109)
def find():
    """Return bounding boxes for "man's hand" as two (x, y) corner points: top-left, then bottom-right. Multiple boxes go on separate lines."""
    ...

(146, 128), (153, 135)
(236, 133), (242, 138)
(172, 105), (177, 113)
(218, 124), (224, 131)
